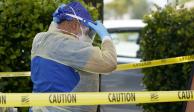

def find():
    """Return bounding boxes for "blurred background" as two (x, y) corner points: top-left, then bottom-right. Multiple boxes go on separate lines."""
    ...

(101, 0), (194, 112)
(104, 0), (193, 58)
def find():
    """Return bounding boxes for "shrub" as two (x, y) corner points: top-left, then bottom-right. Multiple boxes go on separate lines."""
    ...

(0, 0), (100, 111)
(0, 0), (99, 92)
(140, 6), (194, 112)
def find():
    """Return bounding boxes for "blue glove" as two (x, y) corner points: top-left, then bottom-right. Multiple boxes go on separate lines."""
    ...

(88, 21), (110, 40)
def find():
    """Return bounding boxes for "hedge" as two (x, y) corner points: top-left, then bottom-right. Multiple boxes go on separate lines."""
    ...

(140, 6), (194, 112)
(0, 0), (99, 111)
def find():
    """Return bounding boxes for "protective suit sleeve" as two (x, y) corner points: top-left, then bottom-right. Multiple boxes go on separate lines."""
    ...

(83, 38), (117, 73)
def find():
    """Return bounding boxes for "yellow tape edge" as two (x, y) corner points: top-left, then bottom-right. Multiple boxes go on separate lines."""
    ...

(0, 90), (193, 107)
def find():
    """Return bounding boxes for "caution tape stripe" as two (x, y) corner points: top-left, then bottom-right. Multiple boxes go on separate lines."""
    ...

(0, 55), (194, 77)
(116, 55), (194, 71)
(0, 72), (30, 77)
(0, 90), (193, 107)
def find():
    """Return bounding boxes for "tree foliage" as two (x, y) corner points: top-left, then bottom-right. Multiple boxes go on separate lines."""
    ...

(104, 0), (149, 19)
(179, 0), (193, 4)
(140, 6), (194, 112)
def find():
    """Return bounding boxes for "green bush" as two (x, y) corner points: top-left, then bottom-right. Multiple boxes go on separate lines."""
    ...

(0, 0), (100, 111)
(140, 6), (194, 112)
(0, 0), (99, 92)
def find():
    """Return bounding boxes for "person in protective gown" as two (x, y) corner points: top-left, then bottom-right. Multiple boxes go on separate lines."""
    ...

(30, 2), (117, 112)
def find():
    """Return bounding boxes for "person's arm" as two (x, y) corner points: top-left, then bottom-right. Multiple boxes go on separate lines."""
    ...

(81, 21), (117, 73)
(83, 37), (117, 73)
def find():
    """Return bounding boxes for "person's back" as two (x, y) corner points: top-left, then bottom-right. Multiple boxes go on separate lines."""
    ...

(30, 2), (117, 112)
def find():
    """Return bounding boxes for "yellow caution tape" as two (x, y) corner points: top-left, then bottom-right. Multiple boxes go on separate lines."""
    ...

(0, 72), (30, 77)
(0, 90), (193, 107)
(0, 55), (194, 77)
(116, 55), (194, 71)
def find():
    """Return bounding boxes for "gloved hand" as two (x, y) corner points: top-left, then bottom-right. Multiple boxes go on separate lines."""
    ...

(88, 21), (110, 40)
